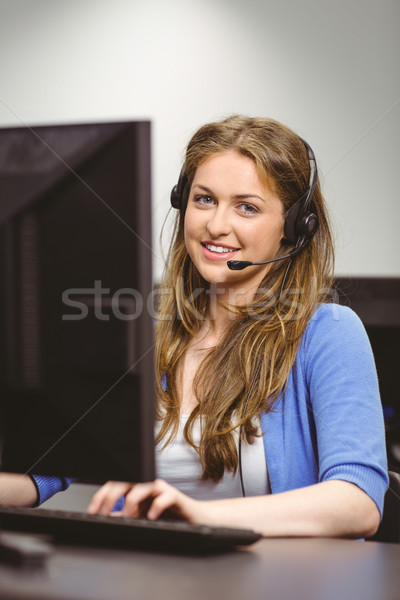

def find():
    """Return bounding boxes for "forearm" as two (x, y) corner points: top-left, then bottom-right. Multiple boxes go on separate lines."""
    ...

(0, 473), (38, 507)
(89, 478), (381, 540)
(195, 480), (380, 539)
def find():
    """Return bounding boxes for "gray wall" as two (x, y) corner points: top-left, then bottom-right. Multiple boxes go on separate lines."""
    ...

(1, 0), (399, 279)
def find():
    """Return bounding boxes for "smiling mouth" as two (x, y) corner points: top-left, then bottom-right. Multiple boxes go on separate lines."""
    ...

(202, 243), (240, 254)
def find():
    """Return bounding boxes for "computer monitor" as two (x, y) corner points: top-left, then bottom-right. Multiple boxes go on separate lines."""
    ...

(0, 121), (155, 483)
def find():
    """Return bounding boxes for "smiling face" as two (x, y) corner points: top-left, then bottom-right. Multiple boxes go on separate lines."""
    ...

(184, 151), (285, 302)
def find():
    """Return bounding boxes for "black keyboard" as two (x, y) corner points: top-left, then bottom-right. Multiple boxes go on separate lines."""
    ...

(0, 506), (261, 553)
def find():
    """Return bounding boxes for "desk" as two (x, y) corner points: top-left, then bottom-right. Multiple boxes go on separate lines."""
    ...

(0, 538), (399, 600)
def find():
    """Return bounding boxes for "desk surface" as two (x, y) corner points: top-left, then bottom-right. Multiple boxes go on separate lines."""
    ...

(0, 538), (399, 600)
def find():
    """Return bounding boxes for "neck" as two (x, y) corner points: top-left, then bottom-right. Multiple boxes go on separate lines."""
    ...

(205, 281), (260, 331)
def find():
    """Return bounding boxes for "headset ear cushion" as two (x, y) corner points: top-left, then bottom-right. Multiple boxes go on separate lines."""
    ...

(284, 206), (319, 243)
(284, 204), (300, 243)
(299, 212), (319, 238)
(170, 185), (181, 209)
(170, 170), (188, 211)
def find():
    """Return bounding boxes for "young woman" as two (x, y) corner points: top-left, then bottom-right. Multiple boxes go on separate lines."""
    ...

(87, 115), (388, 538)
(2, 116), (388, 538)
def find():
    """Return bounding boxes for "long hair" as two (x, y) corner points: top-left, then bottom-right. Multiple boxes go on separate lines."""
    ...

(155, 115), (334, 482)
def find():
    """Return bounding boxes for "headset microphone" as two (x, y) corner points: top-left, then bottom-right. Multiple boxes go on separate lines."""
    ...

(227, 236), (307, 270)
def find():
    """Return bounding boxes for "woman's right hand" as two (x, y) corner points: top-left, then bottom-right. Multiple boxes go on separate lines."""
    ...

(87, 479), (203, 523)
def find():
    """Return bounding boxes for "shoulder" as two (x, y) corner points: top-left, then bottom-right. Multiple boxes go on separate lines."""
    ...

(299, 303), (374, 373)
(307, 302), (364, 332)
(303, 303), (368, 348)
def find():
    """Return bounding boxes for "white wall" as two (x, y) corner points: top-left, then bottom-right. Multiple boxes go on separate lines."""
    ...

(1, 0), (399, 279)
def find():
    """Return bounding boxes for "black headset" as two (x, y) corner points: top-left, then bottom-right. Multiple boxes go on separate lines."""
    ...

(283, 140), (319, 246)
(170, 169), (189, 211)
(170, 139), (319, 261)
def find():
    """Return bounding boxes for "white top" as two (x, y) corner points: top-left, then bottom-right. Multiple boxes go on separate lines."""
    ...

(155, 415), (270, 500)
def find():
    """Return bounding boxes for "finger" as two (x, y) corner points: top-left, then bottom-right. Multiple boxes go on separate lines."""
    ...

(88, 482), (132, 515)
(87, 489), (105, 514)
(98, 483), (133, 515)
(149, 486), (198, 522)
(147, 491), (178, 520)
(121, 480), (166, 517)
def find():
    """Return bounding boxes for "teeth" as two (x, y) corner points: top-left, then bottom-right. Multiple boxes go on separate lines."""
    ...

(205, 244), (235, 253)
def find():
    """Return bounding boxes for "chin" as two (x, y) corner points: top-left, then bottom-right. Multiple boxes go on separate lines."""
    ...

(200, 269), (231, 285)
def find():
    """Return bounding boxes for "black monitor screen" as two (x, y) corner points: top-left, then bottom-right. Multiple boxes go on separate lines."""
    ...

(335, 277), (400, 469)
(0, 121), (155, 483)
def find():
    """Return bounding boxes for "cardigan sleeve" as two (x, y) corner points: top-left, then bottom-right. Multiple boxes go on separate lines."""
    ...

(30, 474), (75, 506)
(303, 304), (388, 515)
(30, 475), (124, 511)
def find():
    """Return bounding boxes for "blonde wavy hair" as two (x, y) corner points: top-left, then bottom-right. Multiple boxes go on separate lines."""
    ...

(155, 115), (334, 482)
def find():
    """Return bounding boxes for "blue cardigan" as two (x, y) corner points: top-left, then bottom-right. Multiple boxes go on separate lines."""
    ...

(33, 304), (388, 515)
(260, 303), (388, 515)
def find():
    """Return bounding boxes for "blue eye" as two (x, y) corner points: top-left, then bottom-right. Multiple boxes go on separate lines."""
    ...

(239, 203), (257, 215)
(195, 195), (214, 205)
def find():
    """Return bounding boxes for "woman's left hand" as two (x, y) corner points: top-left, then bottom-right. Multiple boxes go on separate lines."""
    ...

(87, 479), (204, 522)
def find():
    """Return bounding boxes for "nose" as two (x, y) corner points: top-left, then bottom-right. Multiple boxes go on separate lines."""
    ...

(206, 205), (230, 238)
